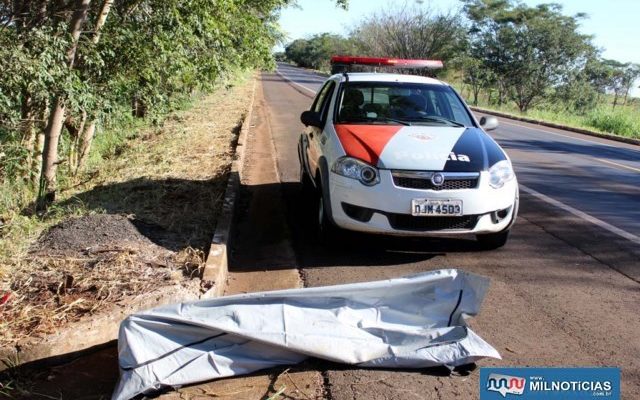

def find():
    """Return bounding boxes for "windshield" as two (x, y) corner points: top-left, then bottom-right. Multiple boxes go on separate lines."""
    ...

(336, 82), (474, 127)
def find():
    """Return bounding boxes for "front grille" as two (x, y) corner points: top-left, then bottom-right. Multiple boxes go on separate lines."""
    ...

(387, 214), (478, 231)
(393, 176), (478, 191)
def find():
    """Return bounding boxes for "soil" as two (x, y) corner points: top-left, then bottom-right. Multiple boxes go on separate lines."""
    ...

(1, 214), (202, 347)
(31, 214), (179, 257)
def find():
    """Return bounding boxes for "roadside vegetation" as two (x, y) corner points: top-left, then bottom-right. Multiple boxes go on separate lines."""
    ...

(0, 0), (311, 213)
(281, 0), (640, 139)
(1, 0), (281, 347)
(0, 72), (254, 349)
(0, 0), (346, 353)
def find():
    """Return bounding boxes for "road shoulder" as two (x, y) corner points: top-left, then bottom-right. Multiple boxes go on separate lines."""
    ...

(156, 74), (322, 400)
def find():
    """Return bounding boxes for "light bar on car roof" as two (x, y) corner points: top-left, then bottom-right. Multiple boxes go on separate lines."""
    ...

(330, 56), (443, 69)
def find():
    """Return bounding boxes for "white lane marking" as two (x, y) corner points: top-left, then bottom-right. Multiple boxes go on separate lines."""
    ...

(276, 69), (317, 95)
(595, 157), (640, 173)
(498, 119), (639, 151)
(497, 118), (640, 173)
(519, 184), (640, 245)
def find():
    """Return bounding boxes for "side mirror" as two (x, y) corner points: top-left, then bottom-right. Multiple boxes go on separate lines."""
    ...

(479, 116), (499, 131)
(300, 111), (323, 128)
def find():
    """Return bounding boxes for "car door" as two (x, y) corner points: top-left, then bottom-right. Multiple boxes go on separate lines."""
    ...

(304, 80), (336, 180)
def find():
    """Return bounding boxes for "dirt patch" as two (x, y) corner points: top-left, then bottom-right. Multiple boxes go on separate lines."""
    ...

(32, 214), (175, 256)
(1, 214), (202, 347)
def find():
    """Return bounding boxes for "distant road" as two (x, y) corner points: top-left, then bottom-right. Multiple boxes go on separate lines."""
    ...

(276, 62), (640, 243)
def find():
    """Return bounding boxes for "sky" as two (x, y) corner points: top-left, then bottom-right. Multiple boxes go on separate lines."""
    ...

(278, 0), (640, 94)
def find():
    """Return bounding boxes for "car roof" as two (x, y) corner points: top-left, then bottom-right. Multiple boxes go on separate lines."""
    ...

(330, 72), (446, 86)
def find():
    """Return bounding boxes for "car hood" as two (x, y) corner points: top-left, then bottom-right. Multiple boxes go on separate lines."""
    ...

(333, 124), (506, 172)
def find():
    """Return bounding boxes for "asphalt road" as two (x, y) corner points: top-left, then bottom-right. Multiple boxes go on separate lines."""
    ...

(255, 63), (640, 398)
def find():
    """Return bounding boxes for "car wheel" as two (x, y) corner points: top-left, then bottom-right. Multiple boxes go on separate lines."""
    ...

(476, 229), (510, 250)
(317, 194), (334, 243)
(314, 179), (342, 245)
(299, 164), (314, 200)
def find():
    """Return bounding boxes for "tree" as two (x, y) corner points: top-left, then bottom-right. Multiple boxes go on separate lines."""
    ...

(619, 63), (640, 107)
(459, 55), (493, 105)
(285, 34), (360, 71)
(39, 0), (92, 207)
(0, 0), (351, 210)
(602, 60), (636, 109)
(75, 0), (114, 174)
(350, 4), (466, 69)
(463, 0), (596, 112)
(553, 56), (611, 113)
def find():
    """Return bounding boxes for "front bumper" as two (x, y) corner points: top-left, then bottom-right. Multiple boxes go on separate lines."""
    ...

(329, 170), (518, 236)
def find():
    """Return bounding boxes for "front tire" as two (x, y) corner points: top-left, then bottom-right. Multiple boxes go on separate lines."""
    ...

(300, 163), (315, 200)
(476, 229), (510, 250)
(317, 193), (337, 244)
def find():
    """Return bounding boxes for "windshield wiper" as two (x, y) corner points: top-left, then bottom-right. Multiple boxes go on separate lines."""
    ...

(409, 116), (465, 127)
(341, 116), (411, 126)
(375, 116), (412, 126)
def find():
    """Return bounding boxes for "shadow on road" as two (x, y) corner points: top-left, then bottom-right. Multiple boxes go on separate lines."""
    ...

(229, 180), (490, 274)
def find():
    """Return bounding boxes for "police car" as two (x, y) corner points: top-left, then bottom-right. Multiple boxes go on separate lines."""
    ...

(298, 56), (518, 248)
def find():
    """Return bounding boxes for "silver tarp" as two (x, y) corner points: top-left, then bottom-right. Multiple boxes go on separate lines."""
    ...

(112, 269), (500, 400)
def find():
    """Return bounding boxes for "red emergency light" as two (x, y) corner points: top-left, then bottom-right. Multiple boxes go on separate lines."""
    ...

(330, 56), (443, 69)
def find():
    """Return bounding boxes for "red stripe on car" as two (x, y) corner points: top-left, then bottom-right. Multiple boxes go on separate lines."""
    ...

(334, 124), (402, 166)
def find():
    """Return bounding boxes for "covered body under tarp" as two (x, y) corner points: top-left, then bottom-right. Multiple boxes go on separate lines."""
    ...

(112, 269), (500, 400)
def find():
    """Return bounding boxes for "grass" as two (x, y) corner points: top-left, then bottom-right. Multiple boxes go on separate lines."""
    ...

(451, 82), (640, 139)
(586, 109), (640, 137)
(0, 70), (256, 349)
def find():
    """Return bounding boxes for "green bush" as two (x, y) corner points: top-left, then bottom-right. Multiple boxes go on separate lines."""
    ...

(586, 110), (640, 138)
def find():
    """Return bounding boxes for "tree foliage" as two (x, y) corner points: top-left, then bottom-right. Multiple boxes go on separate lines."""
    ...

(463, 0), (595, 112)
(285, 33), (360, 71)
(601, 60), (640, 109)
(350, 4), (466, 64)
(460, 0), (640, 113)
(0, 0), (348, 208)
(284, 5), (466, 76)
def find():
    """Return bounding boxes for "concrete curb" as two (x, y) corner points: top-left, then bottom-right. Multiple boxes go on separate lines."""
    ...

(200, 77), (257, 299)
(0, 76), (259, 372)
(470, 106), (640, 146)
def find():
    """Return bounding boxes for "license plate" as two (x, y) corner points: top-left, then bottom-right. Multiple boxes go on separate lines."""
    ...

(411, 199), (463, 216)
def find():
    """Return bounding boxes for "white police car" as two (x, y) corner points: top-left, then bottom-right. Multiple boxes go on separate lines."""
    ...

(298, 57), (518, 248)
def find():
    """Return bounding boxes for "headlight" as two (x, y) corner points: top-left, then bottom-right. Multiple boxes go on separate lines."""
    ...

(331, 156), (380, 186)
(488, 160), (515, 189)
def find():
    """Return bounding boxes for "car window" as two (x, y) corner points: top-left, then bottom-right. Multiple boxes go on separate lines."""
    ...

(443, 91), (469, 121)
(336, 82), (473, 127)
(311, 81), (334, 114)
(318, 81), (336, 121)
